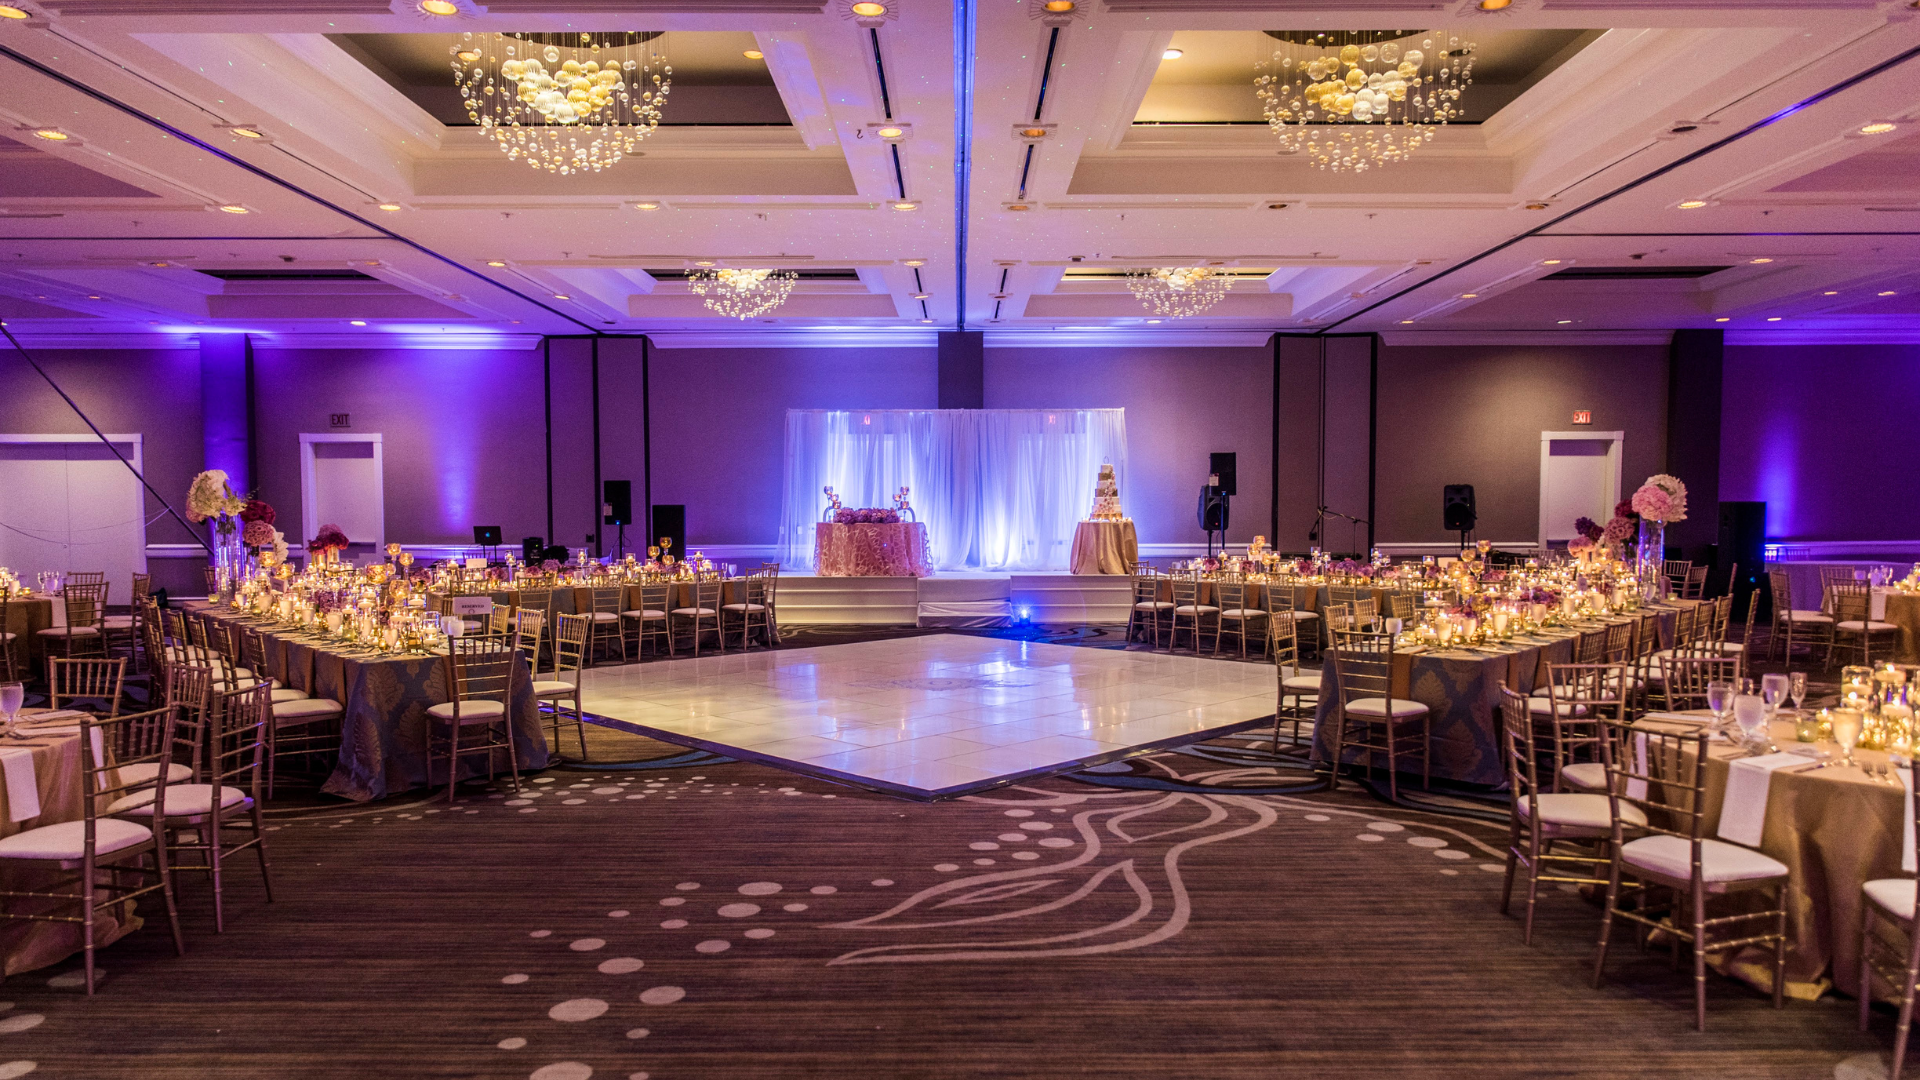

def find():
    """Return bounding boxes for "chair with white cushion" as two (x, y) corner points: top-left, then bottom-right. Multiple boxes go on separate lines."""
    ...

(1169, 573), (1220, 655)
(49, 657), (126, 718)
(0, 705), (185, 993)
(1269, 582), (1321, 657)
(1592, 715), (1787, 1031)
(1859, 764), (1920, 1079)
(720, 570), (775, 652)
(162, 662), (216, 782)
(1497, 685), (1645, 944)
(1270, 612), (1318, 749)
(114, 682), (273, 933)
(240, 628), (308, 705)
(585, 585), (626, 663)
(1767, 568), (1831, 667)
(1215, 578), (1268, 658)
(37, 581), (108, 673)
(1657, 654), (1740, 716)
(255, 633), (342, 799)
(620, 581), (670, 658)
(1833, 582), (1899, 668)
(758, 562), (784, 645)
(529, 612), (588, 762)
(669, 579), (723, 657)
(0, 595), (21, 682)
(1532, 662), (1630, 794)
(1325, 626), (1430, 799)
(1126, 569), (1172, 651)
(102, 572), (146, 670)
(426, 635), (522, 803)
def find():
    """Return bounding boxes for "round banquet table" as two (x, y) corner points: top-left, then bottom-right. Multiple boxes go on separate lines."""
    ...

(814, 521), (932, 578)
(2, 594), (55, 675)
(1886, 592), (1920, 664)
(1068, 520), (1138, 575)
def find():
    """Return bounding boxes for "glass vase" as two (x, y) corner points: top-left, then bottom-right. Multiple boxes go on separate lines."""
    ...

(211, 517), (246, 599)
(1635, 518), (1666, 602)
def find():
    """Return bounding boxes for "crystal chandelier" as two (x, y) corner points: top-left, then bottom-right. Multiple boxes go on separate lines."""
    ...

(689, 268), (799, 320)
(1254, 30), (1474, 173)
(1126, 267), (1233, 319)
(453, 31), (670, 175)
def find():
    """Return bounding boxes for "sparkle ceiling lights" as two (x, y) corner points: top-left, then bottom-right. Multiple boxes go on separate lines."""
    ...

(1255, 30), (1475, 173)
(1126, 268), (1234, 319)
(689, 268), (800, 320)
(453, 31), (671, 175)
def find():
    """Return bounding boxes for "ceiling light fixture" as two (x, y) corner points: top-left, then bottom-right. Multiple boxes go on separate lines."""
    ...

(1460, 293), (1478, 298)
(228, 126), (265, 139)
(1542, 259), (1562, 265)
(1824, 291), (1839, 295)
(1127, 267), (1232, 319)
(1524, 202), (1549, 210)
(1400, 319), (1414, 324)
(904, 259), (926, 267)
(1715, 317), (1730, 322)
(1477, 0), (1512, 8)
(911, 292), (931, 300)
(633, 201), (661, 210)
(1256, 31), (1476, 173)
(420, 0), (458, 14)
(217, 205), (250, 214)
(743, 50), (765, 60)
(690, 268), (798, 320)
(1162, 49), (1184, 60)
(487, 260), (507, 267)
(1006, 203), (1033, 212)
(0, 6), (29, 18)
(1677, 200), (1708, 209)
(1861, 121), (1899, 135)
(1767, 316), (1781, 321)
(377, 203), (403, 212)
(874, 125), (908, 140)
(553, 294), (571, 300)
(1750, 258), (1773, 264)
(454, 31), (671, 176)
(1044, 0), (1076, 10)
(694, 260), (715, 267)
(350, 320), (367, 326)
(892, 201), (919, 211)
(1018, 127), (1049, 139)
(851, 2), (886, 15)
(31, 128), (69, 142)
(1880, 290), (1898, 296)
(1557, 319), (1572, 324)
(920, 318), (934, 323)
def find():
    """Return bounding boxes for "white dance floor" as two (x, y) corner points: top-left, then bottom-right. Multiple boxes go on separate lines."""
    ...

(580, 634), (1276, 798)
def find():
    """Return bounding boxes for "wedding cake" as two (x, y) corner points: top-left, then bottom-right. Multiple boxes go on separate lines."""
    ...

(1087, 463), (1127, 522)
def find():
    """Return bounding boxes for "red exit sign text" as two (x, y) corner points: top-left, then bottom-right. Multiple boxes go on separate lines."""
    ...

(1571, 410), (1592, 425)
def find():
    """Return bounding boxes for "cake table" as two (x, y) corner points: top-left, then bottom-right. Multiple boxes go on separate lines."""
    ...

(1069, 520), (1138, 575)
(815, 522), (933, 577)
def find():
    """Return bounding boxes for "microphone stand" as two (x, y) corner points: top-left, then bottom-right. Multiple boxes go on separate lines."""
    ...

(1317, 507), (1371, 559)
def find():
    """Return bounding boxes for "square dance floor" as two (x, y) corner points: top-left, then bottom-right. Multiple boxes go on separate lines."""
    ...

(580, 634), (1277, 799)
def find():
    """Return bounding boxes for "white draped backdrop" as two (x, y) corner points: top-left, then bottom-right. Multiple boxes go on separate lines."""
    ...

(779, 409), (1128, 572)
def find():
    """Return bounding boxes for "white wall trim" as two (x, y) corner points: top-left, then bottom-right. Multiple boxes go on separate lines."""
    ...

(1766, 541), (1920, 560)
(1381, 331), (1674, 347)
(299, 432), (384, 552)
(644, 329), (939, 349)
(983, 330), (1276, 348)
(1727, 329), (1920, 346)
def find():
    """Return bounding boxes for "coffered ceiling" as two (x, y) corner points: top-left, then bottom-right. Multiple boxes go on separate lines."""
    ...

(1, 0), (1919, 347)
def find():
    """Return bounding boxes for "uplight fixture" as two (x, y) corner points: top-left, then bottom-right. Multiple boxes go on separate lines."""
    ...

(420, 0), (458, 14)
(0, 6), (30, 19)
(31, 128), (68, 142)
(1162, 48), (1184, 60)
(1861, 121), (1899, 135)
(217, 205), (250, 214)
(743, 50), (764, 60)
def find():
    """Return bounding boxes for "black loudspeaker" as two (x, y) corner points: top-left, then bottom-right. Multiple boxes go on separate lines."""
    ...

(472, 525), (502, 546)
(1718, 500), (1768, 618)
(652, 504), (686, 554)
(540, 544), (570, 564)
(1198, 487), (1230, 531)
(521, 536), (545, 563)
(1209, 452), (1238, 497)
(1443, 485), (1477, 532)
(603, 480), (632, 526)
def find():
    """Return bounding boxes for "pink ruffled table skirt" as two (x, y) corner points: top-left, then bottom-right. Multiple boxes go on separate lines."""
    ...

(814, 522), (933, 578)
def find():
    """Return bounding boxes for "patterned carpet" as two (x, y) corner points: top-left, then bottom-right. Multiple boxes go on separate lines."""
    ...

(0, 624), (1892, 1078)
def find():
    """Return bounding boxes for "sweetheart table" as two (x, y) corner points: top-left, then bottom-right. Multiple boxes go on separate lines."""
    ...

(814, 522), (932, 577)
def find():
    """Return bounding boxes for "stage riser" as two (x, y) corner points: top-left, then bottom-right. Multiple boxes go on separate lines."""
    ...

(775, 574), (1132, 626)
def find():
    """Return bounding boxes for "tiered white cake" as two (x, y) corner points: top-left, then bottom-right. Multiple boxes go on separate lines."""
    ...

(1087, 463), (1127, 521)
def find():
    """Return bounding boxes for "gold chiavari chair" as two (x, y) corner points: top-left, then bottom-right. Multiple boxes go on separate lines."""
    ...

(49, 657), (126, 717)
(1822, 565), (1864, 602)
(486, 603), (515, 639)
(532, 612), (589, 762)
(1386, 592), (1417, 622)
(427, 635), (522, 803)
(139, 602), (167, 703)
(1350, 597), (1379, 630)
(1767, 567), (1832, 667)
(759, 562), (784, 645)
(721, 570), (775, 651)
(1126, 568), (1172, 650)
(1602, 619), (1634, 664)
(1592, 715), (1788, 1031)
(1832, 582), (1899, 668)
(1325, 625), (1430, 799)
(1699, 594), (1733, 655)
(1662, 560), (1693, 596)
(103, 572), (146, 669)
(111, 682), (274, 933)
(1328, 585), (1366, 610)
(1573, 627), (1609, 665)
(1860, 772), (1920, 1079)
(1272, 612), (1319, 748)
(1727, 592), (1760, 667)
(164, 662), (216, 782)
(201, 566), (219, 597)
(0, 595), (22, 682)
(1497, 685), (1642, 945)
(37, 580), (108, 670)
(262, 668), (342, 800)
(621, 582), (671, 657)
(1169, 573), (1220, 654)
(0, 705), (184, 994)
(512, 609), (544, 673)
(669, 579), (724, 656)
(1660, 654), (1741, 713)
(1215, 577), (1267, 658)
(1681, 564), (1710, 600)
(1536, 662), (1631, 794)
(585, 585), (626, 663)
(239, 628), (308, 705)
(65, 571), (105, 587)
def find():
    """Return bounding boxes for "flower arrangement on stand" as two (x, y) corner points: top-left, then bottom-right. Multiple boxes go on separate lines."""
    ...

(186, 469), (250, 597)
(1629, 473), (1688, 600)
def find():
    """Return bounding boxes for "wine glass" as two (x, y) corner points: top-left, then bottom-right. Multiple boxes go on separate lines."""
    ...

(0, 683), (19, 740)
(1789, 671), (1807, 713)
(1733, 693), (1768, 752)
(1832, 707), (1865, 766)
(1760, 673), (1789, 723)
(1706, 679), (1735, 734)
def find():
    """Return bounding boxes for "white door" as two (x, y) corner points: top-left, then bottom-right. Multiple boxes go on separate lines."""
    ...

(0, 435), (147, 586)
(1538, 431), (1623, 546)
(300, 434), (384, 553)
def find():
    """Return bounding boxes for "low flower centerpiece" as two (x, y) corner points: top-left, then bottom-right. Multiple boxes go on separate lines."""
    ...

(308, 524), (352, 569)
(1629, 473), (1688, 600)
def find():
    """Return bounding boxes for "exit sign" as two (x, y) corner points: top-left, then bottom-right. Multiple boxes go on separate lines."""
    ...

(1571, 410), (1592, 425)
(329, 413), (351, 428)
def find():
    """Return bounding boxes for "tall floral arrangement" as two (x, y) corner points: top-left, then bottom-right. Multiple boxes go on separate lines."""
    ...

(1631, 474), (1689, 522)
(308, 524), (351, 557)
(185, 470), (247, 524)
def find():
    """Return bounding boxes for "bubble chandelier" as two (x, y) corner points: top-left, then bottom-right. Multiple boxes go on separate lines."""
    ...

(1254, 30), (1474, 173)
(689, 268), (799, 320)
(453, 30), (670, 175)
(1126, 267), (1233, 319)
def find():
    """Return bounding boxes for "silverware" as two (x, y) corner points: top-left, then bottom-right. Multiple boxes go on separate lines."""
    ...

(1880, 762), (1895, 784)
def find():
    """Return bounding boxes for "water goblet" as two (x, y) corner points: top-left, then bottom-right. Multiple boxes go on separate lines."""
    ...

(0, 682), (20, 740)
(1789, 671), (1807, 712)
(1832, 707), (1865, 766)
(1760, 672), (1788, 723)
(1706, 679), (1735, 735)
(1732, 693), (1768, 752)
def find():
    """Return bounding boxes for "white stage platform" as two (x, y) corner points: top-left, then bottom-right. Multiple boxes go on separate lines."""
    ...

(581, 635), (1276, 799)
(777, 572), (1133, 627)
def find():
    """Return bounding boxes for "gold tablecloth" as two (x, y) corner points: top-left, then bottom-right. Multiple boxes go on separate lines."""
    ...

(1886, 592), (1920, 664)
(3, 595), (55, 676)
(1068, 520), (1138, 575)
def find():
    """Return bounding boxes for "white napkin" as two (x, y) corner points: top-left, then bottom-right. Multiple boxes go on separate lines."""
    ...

(1900, 766), (1916, 874)
(0, 748), (37, 823)
(1873, 588), (1889, 621)
(1716, 752), (1803, 846)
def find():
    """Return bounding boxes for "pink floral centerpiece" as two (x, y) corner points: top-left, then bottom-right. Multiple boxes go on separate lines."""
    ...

(308, 524), (351, 565)
(1630, 474), (1688, 522)
(834, 508), (901, 525)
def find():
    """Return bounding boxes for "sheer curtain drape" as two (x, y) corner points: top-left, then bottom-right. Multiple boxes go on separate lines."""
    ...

(779, 409), (1126, 572)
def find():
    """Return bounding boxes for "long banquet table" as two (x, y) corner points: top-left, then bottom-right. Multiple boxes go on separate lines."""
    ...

(1309, 602), (1694, 787)
(192, 602), (548, 802)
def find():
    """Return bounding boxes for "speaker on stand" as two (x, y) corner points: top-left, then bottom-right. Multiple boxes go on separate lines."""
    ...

(603, 480), (633, 558)
(1443, 485), (1477, 549)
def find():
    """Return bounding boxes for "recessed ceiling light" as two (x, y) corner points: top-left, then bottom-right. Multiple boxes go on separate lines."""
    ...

(743, 50), (765, 60)
(1861, 121), (1899, 135)
(1677, 200), (1708, 209)
(695, 260), (715, 267)
(1478, 0), (1513, 8)
(1006, 203), (1032, 212)
(633, 201), (661, 210)
(1750, 258), (1773, 264)
(1824, 290), (1839, 295)
(419, 0), (458, 14)
(86, 295), (100, 300)
(919, 318), (933, 323)
(31, 129), (68, 142)
(911, 292), (931, 300)
(349, 320), (367, 326)
(1715, 317), (1730, 322)
(553, 294), (571, 300)
(1018, 127), (1049, 139)
(851, 2), (886, 15)
(147, 261), (169, 268)
(1881, 290), (1899, 296)
(892, 201), (919, 211)
(1524, 202), (1549, 210)
(904, 259), (926, 267)
(1267, 202), (1289, 210)
(376, 203), (403, 212)
(217, 205), (249, 214)
(1147, 319), (1163, 324)
(1162, 48), (1184, 60)
(486, 260), (506, 267)
(228, 126), (265, 139)
(0, 6), (29, 19)
(877, 126), (906, 139)
(1541, 260), (1562, 265)
(1044, 0), (1075, 11)
(1400, 319), (1414, 324)
(1557, 319), (1572, 324)
(1460, 293), (1478, 299)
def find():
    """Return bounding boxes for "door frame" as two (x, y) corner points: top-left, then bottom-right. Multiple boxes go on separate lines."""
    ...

(0, 433), (147, 572)
(1538, 430), (1623, 550)
(299, 432), (384, 552)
